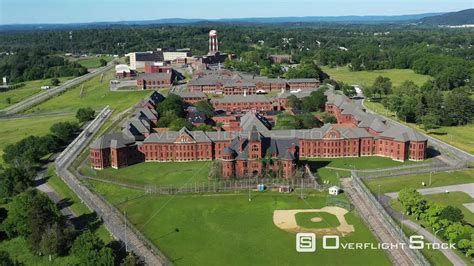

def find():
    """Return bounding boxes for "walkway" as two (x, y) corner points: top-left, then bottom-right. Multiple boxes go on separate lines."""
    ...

(385, 183), (474, 199)
(379, 195), (467, 266)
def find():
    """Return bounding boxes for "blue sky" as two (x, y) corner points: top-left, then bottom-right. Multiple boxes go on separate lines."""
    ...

(0, 0), (472, 24)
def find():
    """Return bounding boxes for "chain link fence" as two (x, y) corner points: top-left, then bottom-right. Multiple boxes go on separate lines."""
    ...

(351, 171), (430, 265)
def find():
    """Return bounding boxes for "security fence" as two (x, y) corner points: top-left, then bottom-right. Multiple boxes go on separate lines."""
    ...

(351, 171), (430, 265)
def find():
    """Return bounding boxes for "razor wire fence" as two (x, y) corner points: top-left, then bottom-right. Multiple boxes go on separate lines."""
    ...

(350, 171), (430, 265)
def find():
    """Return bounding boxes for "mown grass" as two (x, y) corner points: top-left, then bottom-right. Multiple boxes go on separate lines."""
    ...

(0, 76), (73, 110)
(321, 66), (431, 87)
(81, 161), (212, 187)
(295, 212), (340, 229)
(0, 113), (75, 164)
(365, 101), (474, 154)
(364, 169), (474, 194)
(74, 56), (113, 69)
(89, 181), (390, 266)
(26, 69), (150, 114)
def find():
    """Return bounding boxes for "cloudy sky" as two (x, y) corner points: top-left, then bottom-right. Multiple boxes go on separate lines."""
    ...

(1, 0), (472, 24)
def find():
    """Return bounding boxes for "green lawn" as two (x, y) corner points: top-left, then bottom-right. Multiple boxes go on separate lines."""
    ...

(321, 66), (431, 87)
(304, 156), (422, 171)
(74, 56), (113, 69)
(25, 69), (150, 114)
(295, 212), (340, 229)
(365, 101), (474, 154)
(0, 76), (73, 110)
(81, 161), (212, 187)
(365, 169), (474, 194)
(89, 181), (390, 266)
(0, 114), (75, 164)
(423, 192), (474, 225)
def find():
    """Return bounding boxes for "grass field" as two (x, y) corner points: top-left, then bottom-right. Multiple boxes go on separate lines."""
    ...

(422, 192), (474, 225)
(89, 180), (390, 266)
(305, 156), (422, 170)
(0, 113), (75, 164)
(295, 212), (340, 228)
(364, 169), (474, 194)
(80, 161), (212, 187)
(0, 76), (73, 110)
(73, 56), (113, 69)
(365, 101), (474, 154)
(321, 66), (431, 87)
(26, 69), (150, 114)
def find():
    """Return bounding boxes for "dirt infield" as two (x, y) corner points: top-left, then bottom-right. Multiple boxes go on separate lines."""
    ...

(273, 206), (355, 236)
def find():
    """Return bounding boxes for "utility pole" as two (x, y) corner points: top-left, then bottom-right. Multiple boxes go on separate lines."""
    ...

(429, 172), (432, 186)
(378, 184), (381, 202)
(124, 211), (128, 253)
(248, 177), (251, 202)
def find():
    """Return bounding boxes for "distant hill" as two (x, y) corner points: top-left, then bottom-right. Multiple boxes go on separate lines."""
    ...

(0, 12), (447, 32)
(419, 9), (474, 25)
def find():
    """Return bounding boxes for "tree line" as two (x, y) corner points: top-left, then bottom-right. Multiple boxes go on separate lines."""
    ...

(0, 107), (143, 264)
(398, 188), (474, 258)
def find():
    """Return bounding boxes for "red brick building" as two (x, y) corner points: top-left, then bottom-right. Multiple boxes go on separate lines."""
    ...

(187, 70), (317, 95)
(211, 95), (274, 112)
(172, 91), (208, 105)
(136, 73), (173, 89)
(89, 90), (427, 179)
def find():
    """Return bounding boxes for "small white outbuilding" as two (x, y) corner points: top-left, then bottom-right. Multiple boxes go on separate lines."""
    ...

(328, 186), (341, 196)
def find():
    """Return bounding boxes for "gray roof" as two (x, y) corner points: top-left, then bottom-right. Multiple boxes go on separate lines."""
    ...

(287, 78), (319, 83)
(173, 91), (208, 98)
(138, 72), (172, 80)
(211, 95), (271, 104)
(239, 112), (271, 133)
(90, 133), (135, 149)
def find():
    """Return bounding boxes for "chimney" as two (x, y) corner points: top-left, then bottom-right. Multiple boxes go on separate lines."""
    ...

(244, 89), (247, 97)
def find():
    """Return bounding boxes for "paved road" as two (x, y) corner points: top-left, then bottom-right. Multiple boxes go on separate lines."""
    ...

(35, 164), (76, 218)
(385, 183), (474, 199)
(359, 99), (474, 163)
(380, 195), (467, 266)
(0, 63), (114, 115)
(54, 106), (170, 265)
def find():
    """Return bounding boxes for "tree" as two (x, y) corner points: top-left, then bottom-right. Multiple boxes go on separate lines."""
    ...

(0, 251), (15, 266)
(50, 122), (79, 143)
(372, 76), (392, 97)
(323, 115), (337, 124)
(3, 189), (40, 237)
(27, 192), (62, 253)
(51, 78), (60, 86)
(5, 97), (11, 104)
(156, 94), (186, 117)
(287, 95), (302, 109)
(421, 113), (440, 131)
(442, 87), (473, 126)
(99, 58), (107, 67)
(301, 90), (327, 112)
(76, 107), (95, 123)
(71, 231), (114, 266)
(2, 135), (59, 166)
(439, 206), (464, 223)
(398, 188), (427, 220)
(0, 166), (35, 198)
(120, 252), (142, 266)
(168, 118), (193, 131)
(195, 100), (214, 118)
(342, 84), (356, 98)
(39, 221), (74, 257)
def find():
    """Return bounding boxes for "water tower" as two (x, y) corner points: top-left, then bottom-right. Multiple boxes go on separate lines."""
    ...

(208, 30), (218, 55)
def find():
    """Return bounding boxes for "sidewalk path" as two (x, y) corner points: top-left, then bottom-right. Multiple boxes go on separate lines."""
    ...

(385, 183), (474, 199)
